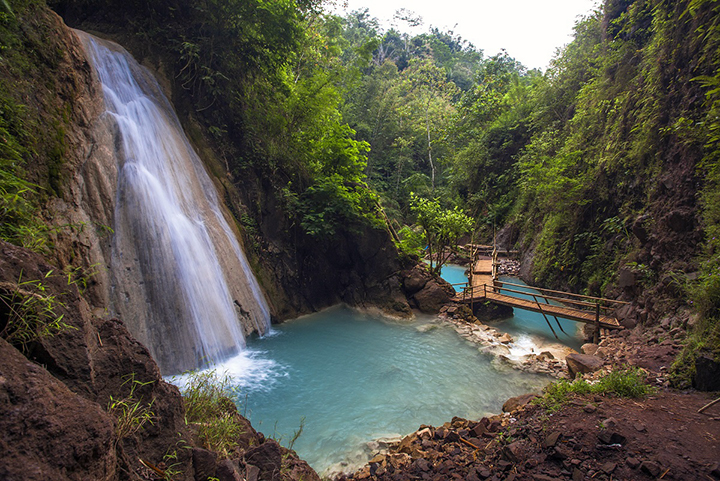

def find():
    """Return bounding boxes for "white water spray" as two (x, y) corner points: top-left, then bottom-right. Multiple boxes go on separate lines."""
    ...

(78, 32), (271, 374)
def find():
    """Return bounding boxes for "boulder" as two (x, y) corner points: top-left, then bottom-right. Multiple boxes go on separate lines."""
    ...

(501, 442), (522, 463)
(618, 268), (637, 288)
(245, 465), (261, 481)
(632, 215), (650, 244)
(598, 431), (626, 446)
(0, 338), (117, 481)
(244, 440), (282, 480)
(581, 343), (599, 356)
(542, 431), (561, 448)
(217, 459), (243, 481)
(664, 207), (694, 232)
(472, 302), (514, 322)
(565, 353), (604, 378)
(537, 351), (555, 361)
(601, 462), (617, 474)
(402, 266), (430, 295)
(193, 448), (218, 481)
(413, 279), (454, 313)
(615, 303), (638, 329)
(640, 461), (662, 477)
(470, 421), (488, 438)
(693, 355), (720, 391)
(502, 393), (539, 413)
(498, 333), (514, 344)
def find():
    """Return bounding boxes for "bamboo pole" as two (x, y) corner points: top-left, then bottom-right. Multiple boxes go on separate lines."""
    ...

(534, 295), (559, 340)
(698, 397), (720, 414)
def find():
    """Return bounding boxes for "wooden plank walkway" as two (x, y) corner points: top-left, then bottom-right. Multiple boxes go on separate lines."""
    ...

(450, 249), (626, 337)
(471, 257), (494, 289)
(451, 283), (622, 331)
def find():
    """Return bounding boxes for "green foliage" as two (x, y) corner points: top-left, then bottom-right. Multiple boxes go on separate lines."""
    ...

(107, 374), (155, 440)
(395, 225), (424, 258)
(669, 0), (720, 385)
(535, 368), (653, 413)
(180, 369), (244, 459)
(159, 448), (185, 481)
(409, 193), (473, 273)
(670, 316), (720, 388)
(287, 416), (305, 450)
(290, 121), (384, 237)
(0, 93), (49, 251)
(0, 270), (75, 352)
(0, 0), (90, 253)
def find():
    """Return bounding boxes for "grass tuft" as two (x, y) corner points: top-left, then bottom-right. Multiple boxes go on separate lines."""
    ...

(107, 374), (155, 441)
(535, 367), (653, 413)
(180, 369), (244, 459)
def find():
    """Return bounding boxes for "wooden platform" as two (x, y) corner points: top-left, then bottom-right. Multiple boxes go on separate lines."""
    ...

(452, 249), (626, 338)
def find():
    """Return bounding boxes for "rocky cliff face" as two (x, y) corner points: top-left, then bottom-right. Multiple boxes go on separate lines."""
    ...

(0, 3), (342, 479)
(0, 239), (187, 480)
(0, 239), (319, 480)
(0, 4), (118, 312)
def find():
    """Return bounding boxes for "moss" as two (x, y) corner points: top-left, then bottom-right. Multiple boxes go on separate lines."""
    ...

(0, 1), (85, 250)
(670, 316), (720, 389)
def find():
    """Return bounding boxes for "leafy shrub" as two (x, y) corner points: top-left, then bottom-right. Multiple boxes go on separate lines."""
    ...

(670, 315), (720, 388)
(536, 368), (653, 413)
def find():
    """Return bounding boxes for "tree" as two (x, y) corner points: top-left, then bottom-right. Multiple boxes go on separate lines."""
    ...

(402, 59), (458, 193)
(409, 193), (472, 274)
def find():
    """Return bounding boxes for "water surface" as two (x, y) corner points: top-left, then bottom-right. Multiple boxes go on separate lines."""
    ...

(438, 264), (468, 292)
(214, 306), (549, 474)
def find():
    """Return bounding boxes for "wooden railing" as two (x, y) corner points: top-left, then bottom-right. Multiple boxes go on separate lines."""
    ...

(452, 280), (626, 340)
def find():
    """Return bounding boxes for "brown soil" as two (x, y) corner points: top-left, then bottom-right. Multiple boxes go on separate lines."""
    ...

(337, 390), (720, 481)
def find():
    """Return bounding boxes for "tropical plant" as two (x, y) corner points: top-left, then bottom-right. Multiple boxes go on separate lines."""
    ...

(0, 270), (74, 352)
(409, 193), (473, 273)
(535, 368), (653, 413)
(107, 374), (155, 440)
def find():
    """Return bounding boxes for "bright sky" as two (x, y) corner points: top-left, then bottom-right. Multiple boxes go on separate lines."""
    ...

(331, 0), (600, 71)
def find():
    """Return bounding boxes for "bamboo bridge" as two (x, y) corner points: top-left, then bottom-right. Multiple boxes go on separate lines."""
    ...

(450, 252), (627, 342)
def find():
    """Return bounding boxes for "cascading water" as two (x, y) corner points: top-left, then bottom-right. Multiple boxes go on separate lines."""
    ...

(77, 31), (271, 374)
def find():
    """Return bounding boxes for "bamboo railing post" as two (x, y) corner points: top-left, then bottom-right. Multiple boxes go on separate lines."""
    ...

(593, 302), (601, 343)
(533, 294), (559, 340)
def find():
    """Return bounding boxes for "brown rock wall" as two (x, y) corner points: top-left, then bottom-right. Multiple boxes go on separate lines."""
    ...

(0, 338), (117, 481)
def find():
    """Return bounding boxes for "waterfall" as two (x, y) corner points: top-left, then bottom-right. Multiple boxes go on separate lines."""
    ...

(77, 31), (271, 374)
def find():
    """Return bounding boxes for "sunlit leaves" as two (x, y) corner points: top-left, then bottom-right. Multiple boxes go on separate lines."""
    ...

(409, 193), (472, 273)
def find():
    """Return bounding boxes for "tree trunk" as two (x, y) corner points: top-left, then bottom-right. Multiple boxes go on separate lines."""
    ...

(425, 101), (435, 193)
